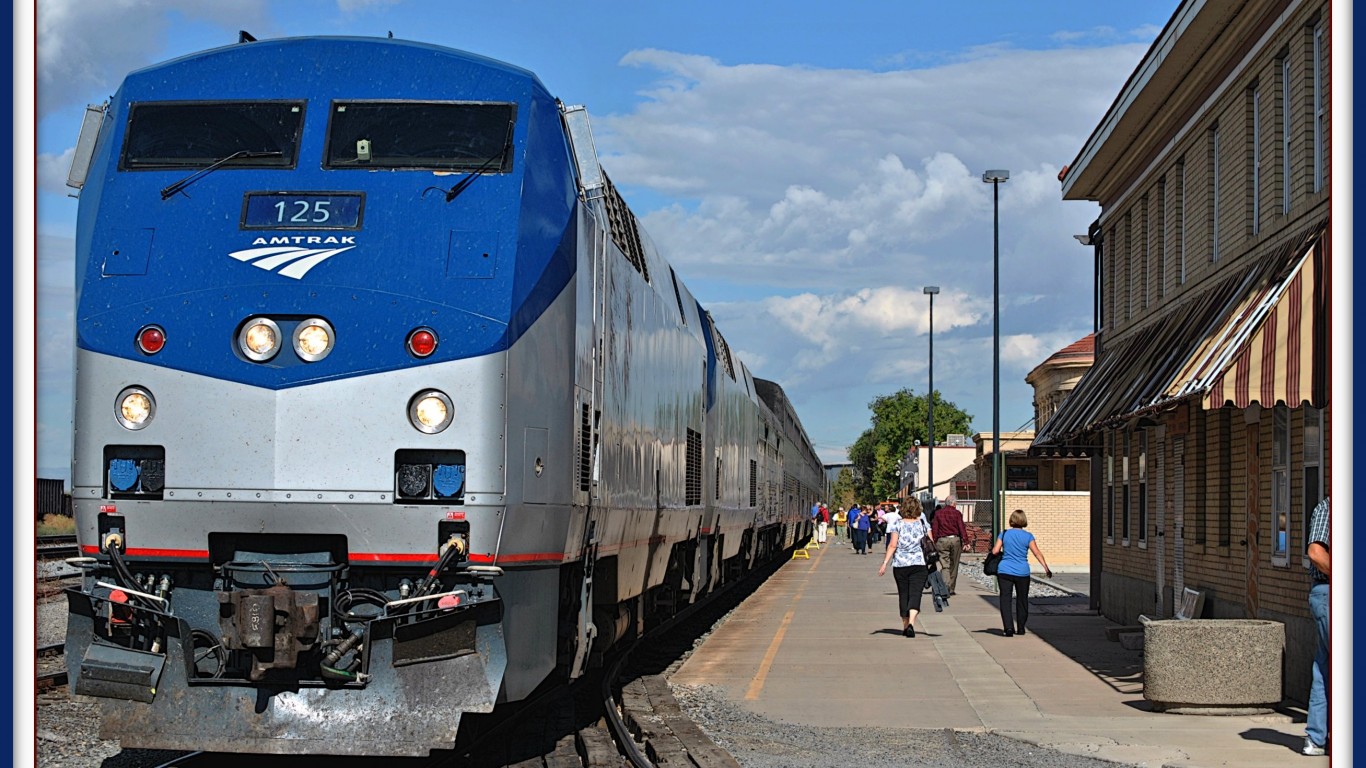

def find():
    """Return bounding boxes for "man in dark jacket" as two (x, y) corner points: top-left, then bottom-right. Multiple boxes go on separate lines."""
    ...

(930, 497), (969, 594)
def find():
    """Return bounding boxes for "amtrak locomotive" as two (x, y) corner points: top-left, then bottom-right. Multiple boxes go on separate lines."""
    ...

(62, 35), (824, 756)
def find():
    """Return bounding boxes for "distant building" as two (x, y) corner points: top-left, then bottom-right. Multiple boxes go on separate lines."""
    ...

(896, 440), (975, 507)
(822, 463), (854, 490)
(1026, 334), (1094, 431)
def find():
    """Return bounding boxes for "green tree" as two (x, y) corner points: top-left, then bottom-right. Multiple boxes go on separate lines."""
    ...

(830, 467), (857, 512)
(847, 388), (973, 501)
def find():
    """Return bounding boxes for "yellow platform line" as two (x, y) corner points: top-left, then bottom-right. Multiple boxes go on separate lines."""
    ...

(745, 542), (822, 700)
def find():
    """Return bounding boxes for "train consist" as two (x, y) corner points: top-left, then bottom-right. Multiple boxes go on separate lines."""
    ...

(61, 36), (824, 756)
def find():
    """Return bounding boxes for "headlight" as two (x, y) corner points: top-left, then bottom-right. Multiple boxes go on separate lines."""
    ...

(409, 390), (453, 434)
(293, 318), (334, 362)
(115, 386), (155, 430)
(239, 318), (281, 361)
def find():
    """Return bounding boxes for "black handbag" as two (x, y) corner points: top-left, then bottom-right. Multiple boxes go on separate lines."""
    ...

(920, 534), (940, 565)
(983, 548), (1003, 576)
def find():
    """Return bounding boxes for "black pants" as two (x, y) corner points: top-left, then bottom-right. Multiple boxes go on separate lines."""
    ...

(893, 565), (929, 618)
(852, 528), (868, 553)
(997, 573), (1032, 632)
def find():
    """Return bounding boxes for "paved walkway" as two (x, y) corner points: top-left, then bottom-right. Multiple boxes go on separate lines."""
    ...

(673, 536), (1321, 768)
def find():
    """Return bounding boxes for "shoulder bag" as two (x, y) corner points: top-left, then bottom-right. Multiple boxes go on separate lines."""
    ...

(983, 534), (1004, 576)
(919, 521), (940, 565)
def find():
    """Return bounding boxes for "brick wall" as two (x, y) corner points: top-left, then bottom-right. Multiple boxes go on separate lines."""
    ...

(998, 491), (1090, 568)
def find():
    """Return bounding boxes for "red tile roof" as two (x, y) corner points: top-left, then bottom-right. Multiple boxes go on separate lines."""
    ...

(1044, 333), (1095, 364)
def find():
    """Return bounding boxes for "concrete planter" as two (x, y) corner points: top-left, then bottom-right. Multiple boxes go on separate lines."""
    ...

(1143, 619), (1284, 714)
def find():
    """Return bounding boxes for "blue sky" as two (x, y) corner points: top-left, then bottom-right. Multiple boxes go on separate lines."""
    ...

(29, 0), (1185, 479)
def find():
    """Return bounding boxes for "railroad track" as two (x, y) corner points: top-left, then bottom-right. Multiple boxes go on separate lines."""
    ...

(38, 534), (80, 560)
(37, 642), (67, 692)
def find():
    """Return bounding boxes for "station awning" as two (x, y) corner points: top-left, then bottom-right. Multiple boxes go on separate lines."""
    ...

(1170, 229), (1328, 410)
(1034, 221), (1328, 446)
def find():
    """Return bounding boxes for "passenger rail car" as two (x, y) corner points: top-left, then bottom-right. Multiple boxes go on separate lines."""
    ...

(61, 36), (823, 756)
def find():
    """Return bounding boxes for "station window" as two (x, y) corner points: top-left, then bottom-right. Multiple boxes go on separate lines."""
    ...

(1176, 158), (1187, 284)
(1105, 439), (1115, 543)
(1301, 407), (1323, 567)
(1137, 431), (1148, 546)
(1121, 433), (1130, 545)
(1271, 405), (1290, 563)
(1280, 54), (1292, 214)
(1312, 21), (1324, 193)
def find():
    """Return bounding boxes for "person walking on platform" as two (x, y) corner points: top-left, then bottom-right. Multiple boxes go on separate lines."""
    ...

(931, 496), (968, 595)
(816, 503), (830, 544)
(991, 509), (1051, 637)
(1303, 496), (1330, 756)
(878, 498), (932, 637)
(833, 508), (846, 540)
(850, 504), (870, 554)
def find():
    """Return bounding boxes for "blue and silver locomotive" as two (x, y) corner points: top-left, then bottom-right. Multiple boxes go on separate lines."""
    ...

(62, 35), (824, 756)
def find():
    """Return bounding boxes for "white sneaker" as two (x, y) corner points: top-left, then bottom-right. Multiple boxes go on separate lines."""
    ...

(1302, 737), (1326, 756)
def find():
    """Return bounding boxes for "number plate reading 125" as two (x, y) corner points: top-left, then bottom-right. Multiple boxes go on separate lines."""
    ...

(242, 192), (364, 230)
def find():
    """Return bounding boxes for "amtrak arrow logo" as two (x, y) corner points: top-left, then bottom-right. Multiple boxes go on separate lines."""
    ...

(229, 239), (356, 279)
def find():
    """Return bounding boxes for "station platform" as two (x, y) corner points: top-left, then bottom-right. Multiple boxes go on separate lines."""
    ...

(673, 536), (1321, 767)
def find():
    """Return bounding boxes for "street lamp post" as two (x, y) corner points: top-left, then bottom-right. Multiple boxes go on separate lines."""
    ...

(982, 169), (1009, 543)
(923, 285), (939, 505)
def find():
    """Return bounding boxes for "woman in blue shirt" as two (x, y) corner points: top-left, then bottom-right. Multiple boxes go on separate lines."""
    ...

(849, 504), (871, 554)
(991, 509), (1052, 637)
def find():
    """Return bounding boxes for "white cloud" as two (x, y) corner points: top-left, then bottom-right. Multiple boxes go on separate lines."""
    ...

(594, 43), (1142, 456)
(36, 0), (270, 118)
(37, 148), (75, 196)
(36, 235), (76, 480)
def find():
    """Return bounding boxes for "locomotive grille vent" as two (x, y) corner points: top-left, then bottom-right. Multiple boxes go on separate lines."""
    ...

(577, 403), (592, 492)
(670, 267), (687, 326)
(602, 175), (649, 282)
(749, 460), (758, 508)
(715, 328), (736, 381)
(685, 429), (703, 506)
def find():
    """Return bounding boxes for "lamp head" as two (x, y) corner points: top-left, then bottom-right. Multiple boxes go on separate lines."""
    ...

(923, 285), (940, 295)
(1074, 234), (1092, 245)
(982, 170), (1010, 183)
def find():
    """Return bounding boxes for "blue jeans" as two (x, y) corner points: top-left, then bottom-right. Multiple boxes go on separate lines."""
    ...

(1307, 582), (1329, 746)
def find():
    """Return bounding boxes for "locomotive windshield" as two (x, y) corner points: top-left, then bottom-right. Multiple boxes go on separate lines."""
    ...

(120, 101), (303, 169)
(324, 101), (516, 171)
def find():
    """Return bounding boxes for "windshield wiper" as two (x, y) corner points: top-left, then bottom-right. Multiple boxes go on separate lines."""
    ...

(159, 150), (284, 200)
(423, 151), (506, 203)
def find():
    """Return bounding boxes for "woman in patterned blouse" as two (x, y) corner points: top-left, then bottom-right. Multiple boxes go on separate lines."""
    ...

(877, 498), (934, 637)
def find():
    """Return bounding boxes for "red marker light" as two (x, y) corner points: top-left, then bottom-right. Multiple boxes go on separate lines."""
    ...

(110, 590), (128, 604)
(407, 328), (438, 358)
(137, 325), (166, 354)
(437, 594), (461, 610)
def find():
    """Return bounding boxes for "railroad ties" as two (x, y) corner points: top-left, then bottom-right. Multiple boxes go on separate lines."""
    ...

(618, 675), (740, 768)
(36, 643), (67, 693)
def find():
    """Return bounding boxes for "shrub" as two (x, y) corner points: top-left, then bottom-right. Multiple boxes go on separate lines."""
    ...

(37, 514), (76, 536)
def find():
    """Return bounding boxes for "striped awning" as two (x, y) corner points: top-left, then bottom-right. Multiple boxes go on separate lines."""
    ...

(1169, 229), (1328, 409)
(1034, 221), (1328, 446)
